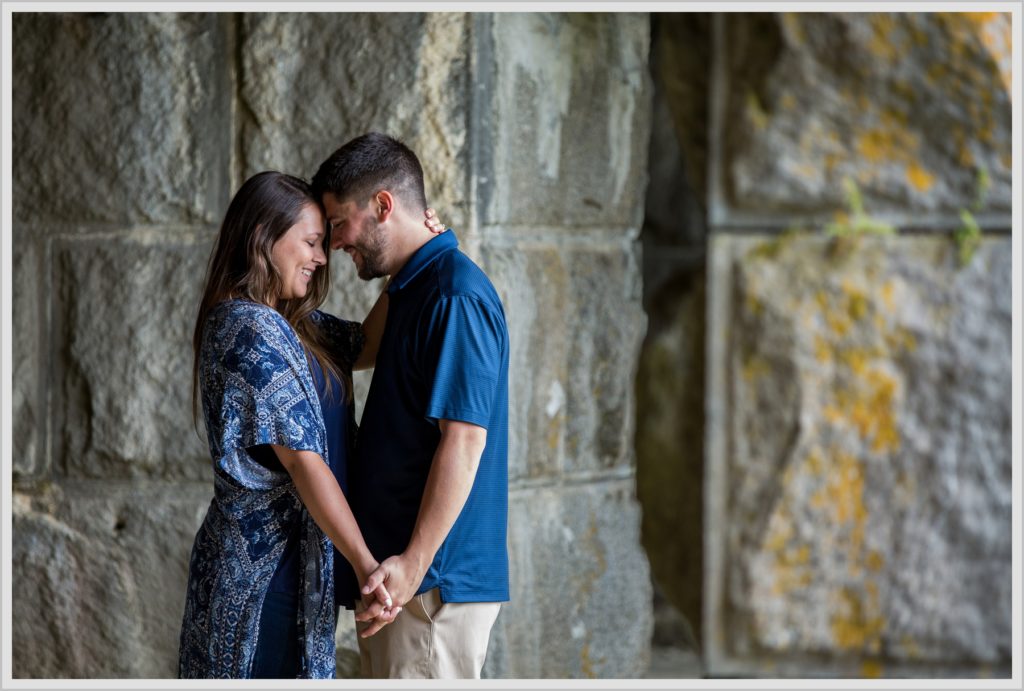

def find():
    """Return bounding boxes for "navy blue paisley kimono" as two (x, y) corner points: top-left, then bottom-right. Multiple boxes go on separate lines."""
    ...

(178, 300), (362, 679)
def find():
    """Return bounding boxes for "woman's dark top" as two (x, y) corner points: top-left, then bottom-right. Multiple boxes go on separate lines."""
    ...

(252, 341), (360, 607)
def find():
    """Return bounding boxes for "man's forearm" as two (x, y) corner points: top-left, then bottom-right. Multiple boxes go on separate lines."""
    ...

(404, 420), (487, 579)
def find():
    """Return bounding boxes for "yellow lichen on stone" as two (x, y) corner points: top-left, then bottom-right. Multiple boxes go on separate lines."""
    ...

(745, 292), (765, 317)
(806, 449), (824, 476)
(743, 355), (771, 383)
(939, 12), (1012, 95)
(857, 130), (893, 164)
(780, 12), (806, 45)
(814, 335), (832, 364)
(826, 451), (866, 528)
(880, 281), (896, 311)
(843, 283), (870, 321)
(857, 127), (920, 166)
(900, 634), (922, 659)
(861, 659), (884, 678)
(764, 506), (815, 597)
(884, 326), (917, 353)
(580, 642), (598, 679)
(866, 550), (884, 571)
(765, 511), (793, 554)
(746, 91), (769, 130)
(867, 14), (900, 62)
(832, 369), (900, 454)
(841, 348), (871, 376)
(831, 585), (885, 652)
(905, 162), (935, 192)
(547, 414), (563, 451)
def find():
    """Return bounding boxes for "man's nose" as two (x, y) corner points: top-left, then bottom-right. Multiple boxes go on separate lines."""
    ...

(329, 231), (347, 251)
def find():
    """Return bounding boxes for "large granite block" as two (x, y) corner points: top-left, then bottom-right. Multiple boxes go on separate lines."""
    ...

(55, 234), (212, 480)
(712, 13), (1011, 222)
(481, 242), (645, 481)
(12, 13), (231, 225)
(239, 13), (471, 232)
(705, 233), (1011, 676)
(12, 483), (213, 678)
(485, 482), (652, 678)
(480, 13), (651, 229)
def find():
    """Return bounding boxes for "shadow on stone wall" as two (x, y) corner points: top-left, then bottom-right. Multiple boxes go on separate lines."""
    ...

(635, 13), (710, 672)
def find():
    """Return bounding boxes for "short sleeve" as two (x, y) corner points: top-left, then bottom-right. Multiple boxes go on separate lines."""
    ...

(309, 310), (366, 371)
(208, 312), (324, 489)
(424, 296), (506, 429)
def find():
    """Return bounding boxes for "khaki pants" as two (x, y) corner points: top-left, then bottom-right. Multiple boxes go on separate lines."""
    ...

(354, 588), (501, 679)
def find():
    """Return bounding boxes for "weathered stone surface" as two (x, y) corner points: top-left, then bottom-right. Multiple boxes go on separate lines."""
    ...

(12, 482), (212, 678)
(716, 13), (1012, 220)
(482, 13), (651, 229)
(635, 269), (705, 644)
(705, 233), (1011, 676)
(12, 13), (230, 225)
(481, 243), (645, 481)
(240, 13), (471, 232)
(485, 483), (652, 678)
(56, 234), (212, 480)
(13, 234), (46, 482)
(12, 11), (657, 681)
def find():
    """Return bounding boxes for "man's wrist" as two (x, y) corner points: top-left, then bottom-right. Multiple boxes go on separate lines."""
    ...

(401, 545), (431, 582)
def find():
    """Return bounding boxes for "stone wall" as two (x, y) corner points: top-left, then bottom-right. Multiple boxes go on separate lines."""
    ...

(637, 11), (1012, 678)
(11, 12), (653, 679)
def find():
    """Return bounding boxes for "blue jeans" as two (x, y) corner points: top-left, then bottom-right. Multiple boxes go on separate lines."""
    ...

(251, 590), (300, 678)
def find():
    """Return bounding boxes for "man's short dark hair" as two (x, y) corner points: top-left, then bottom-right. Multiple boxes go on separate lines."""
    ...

(311, 132), (427, 210)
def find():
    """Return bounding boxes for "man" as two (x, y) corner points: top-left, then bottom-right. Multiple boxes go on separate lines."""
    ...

(311, 133), (510, 679)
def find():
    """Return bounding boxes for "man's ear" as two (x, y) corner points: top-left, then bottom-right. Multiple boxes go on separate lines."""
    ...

(373, 190), (395, 223)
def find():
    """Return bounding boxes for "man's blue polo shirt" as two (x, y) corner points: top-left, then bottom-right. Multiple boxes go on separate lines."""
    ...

(351, 231), (509, 604)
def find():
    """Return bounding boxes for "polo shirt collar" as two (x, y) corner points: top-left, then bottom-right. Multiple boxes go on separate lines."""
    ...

(388, 231), (459, 293)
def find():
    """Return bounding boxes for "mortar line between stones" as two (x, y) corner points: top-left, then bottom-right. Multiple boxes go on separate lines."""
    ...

(477, 228), (644, 247)
(508, 467), (636, 494)
(42, 469), (639, 497)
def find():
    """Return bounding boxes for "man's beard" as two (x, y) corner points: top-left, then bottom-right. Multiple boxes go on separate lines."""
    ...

(352, 216), (389, 280)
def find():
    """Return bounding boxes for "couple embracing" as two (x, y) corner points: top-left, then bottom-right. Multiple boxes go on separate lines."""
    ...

(177, 133), (509, 679)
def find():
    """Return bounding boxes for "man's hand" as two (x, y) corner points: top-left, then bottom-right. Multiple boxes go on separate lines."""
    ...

(353, 559), (402, 635)
(354, 420), (487, 638)
(354, 552), (427, 637)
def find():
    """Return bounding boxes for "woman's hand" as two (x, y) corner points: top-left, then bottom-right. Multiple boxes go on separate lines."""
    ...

(424, 208), (446, 234)
(355, 559), (402, 631)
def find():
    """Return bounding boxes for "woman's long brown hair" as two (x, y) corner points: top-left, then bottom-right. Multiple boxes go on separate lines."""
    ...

(191, 171), (350, 430)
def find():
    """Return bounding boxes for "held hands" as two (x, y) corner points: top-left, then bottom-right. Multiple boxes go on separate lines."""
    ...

(354, 552), (426, 638)
(355, 561), (403, 634)
(424, 208), (446, 235)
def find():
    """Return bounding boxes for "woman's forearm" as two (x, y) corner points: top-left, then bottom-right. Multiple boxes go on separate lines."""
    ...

(270, 444), (376, 578)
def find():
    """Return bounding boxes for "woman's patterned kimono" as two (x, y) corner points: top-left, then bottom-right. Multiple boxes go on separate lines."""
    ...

(178, 299), (362, 679)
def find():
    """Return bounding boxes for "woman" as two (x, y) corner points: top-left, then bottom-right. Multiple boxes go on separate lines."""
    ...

(178, 171), (442, 678)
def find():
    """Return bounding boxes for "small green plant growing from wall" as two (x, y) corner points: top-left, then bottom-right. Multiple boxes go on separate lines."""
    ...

(953, 168), (989, 267)
(824, 178), (896, 237)
(823, 178), (895, 262)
